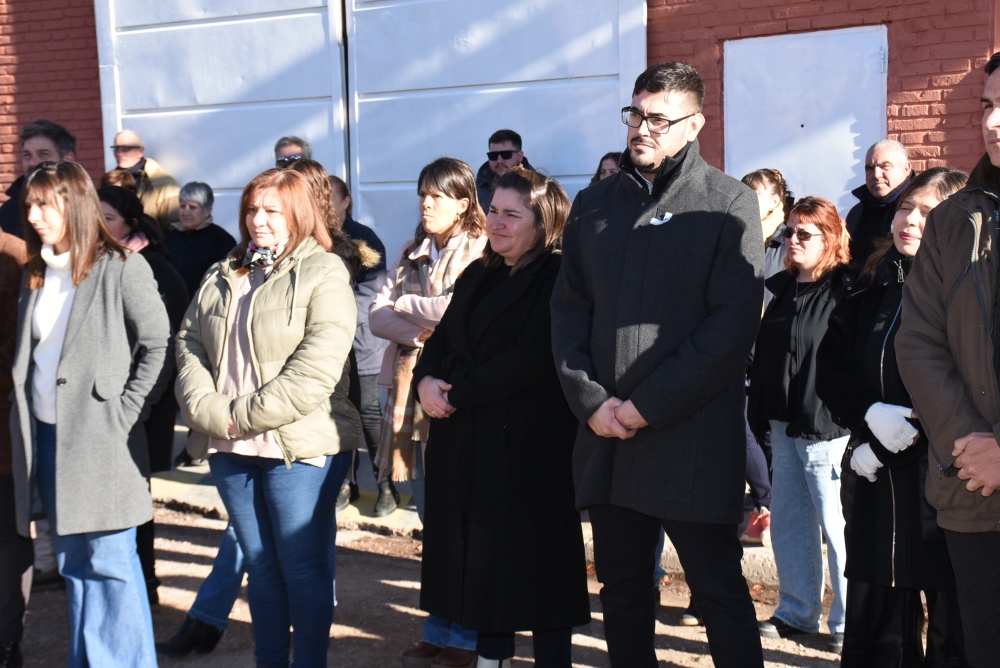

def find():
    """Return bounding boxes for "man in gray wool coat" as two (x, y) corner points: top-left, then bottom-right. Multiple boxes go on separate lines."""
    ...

(551, 62), (765, 667)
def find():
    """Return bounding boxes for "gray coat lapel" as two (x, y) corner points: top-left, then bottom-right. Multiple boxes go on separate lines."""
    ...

(60, 258), (102, 355)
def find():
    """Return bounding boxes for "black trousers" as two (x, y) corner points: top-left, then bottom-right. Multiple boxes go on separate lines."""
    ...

(477, 627), (572, 667)
(349, 373), (384, 482)
(589, 504), (763, 668)
(0, 474), (33, 642)
(944, 530), (1000, 667)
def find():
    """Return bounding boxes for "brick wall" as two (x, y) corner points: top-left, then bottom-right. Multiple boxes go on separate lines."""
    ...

(646, 0), (995, 174)
(0, 0), (103, 197)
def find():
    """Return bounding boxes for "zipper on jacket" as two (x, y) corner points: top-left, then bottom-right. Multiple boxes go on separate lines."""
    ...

(880, 301), (900, 587)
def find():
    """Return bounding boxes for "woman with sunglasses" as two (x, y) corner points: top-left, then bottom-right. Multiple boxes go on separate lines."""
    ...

(748, 196), (851, 652)
(817, 168), (969, 665)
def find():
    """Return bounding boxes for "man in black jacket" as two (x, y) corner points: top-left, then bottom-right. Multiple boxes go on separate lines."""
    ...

(551, 62), (765, 668)
(846, 139), (914, 267)
(0, 120), (76, 238)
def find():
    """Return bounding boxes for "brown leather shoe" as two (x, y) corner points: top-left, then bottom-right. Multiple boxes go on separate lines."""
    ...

(430, 647), (476, 668)
(400, 641), (442, 667)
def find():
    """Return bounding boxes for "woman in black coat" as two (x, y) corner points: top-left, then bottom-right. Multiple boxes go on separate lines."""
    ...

(816, 168), (969, 666)
(413, 167), (590, 668)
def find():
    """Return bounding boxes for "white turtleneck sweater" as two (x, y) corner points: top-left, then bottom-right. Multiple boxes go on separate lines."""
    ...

(31, 244), (76, 424)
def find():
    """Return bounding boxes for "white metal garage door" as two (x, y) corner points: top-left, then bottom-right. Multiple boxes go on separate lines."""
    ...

(95, 0), (646, 249)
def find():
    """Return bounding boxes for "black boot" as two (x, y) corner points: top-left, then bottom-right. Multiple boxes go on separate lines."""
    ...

(373, 480), (400, 517)
(0, 642), (22, 668)
(155, 615), (224, 657)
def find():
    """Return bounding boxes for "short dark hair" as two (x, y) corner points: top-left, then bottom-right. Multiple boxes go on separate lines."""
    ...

(632, 62), (705, 112)
(488, 129), (522, 150)
(273, 135), (312, 159)
(987, 52), (1000, 75)
(21, 119), (76, 157)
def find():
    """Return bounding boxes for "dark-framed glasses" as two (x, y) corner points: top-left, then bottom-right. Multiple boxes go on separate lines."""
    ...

(110, 145), (141, 153)
(487, 150), (517, 161)
(782, 227), (823, 242)
(276, 155), (303, 168)
(621, 107), (695, 134)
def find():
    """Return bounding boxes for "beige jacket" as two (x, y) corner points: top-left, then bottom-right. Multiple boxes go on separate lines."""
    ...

(175, 237), (362, 464)
(896, 175), (1000, 532)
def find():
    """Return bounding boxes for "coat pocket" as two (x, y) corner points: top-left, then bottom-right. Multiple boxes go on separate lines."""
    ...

(93, 374), (129, 400)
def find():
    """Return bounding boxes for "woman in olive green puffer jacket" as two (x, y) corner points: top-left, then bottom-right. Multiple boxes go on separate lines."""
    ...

(174, 168), (361, 667)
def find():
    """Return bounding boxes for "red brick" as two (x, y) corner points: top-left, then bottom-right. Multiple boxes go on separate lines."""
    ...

(907, 145), (942, 158)
(901, 104), (930, 116)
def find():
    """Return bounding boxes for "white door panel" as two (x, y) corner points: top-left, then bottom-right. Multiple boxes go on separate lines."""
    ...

(114, 1), (324, 28)
(346, 0), (646, 257)
(352, 1), (620, 92)
(357, 79), (625, 180)
(724, 26), (888, 216)
(96, 1), (347, 238)
(114, 14), (334, 111)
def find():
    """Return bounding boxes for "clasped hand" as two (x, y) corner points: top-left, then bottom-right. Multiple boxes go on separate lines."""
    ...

(416, 376), (456, 419)
(953, 432), (1000, 497)
(588, 397), (647, 440)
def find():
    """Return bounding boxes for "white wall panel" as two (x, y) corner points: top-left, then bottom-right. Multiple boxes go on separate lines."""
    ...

(115, 14), (333, 111)
(352, 1), (619, 93)
(95, 0), (347, 236)
(724, 26), (888, 216)
(346, 0), (647, 257)
(115, 1), (324, 28)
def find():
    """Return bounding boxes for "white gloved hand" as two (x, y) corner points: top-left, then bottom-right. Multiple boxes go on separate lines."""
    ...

(850, 443), (883, 482)
(864, 402), (919, 453)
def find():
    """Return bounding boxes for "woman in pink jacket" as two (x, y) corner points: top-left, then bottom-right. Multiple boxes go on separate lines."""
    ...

(370, 157), (485, 668)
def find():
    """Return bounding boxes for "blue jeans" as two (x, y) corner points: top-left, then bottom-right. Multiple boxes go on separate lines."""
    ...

(210, 451), (351, 667)
(190, 514), (344, 630)
(35, 421), (157, 668)
(768, 420), (848, 634)
(422, 614), (476, 651)
(653, 530), (666, 587)
(190, 522), (245, 630)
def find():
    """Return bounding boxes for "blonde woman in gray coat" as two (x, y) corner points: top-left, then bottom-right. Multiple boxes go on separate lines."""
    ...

(10, 161), (172, 667)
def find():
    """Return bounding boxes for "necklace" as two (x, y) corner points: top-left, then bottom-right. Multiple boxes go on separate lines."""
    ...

(795, 281), (815, 298)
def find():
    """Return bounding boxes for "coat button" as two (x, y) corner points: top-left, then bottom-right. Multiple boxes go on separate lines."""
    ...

(56, 378), (66, 386)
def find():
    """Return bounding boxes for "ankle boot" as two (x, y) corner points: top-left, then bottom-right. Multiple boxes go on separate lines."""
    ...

(155, 615), (224, 657)
(373, 480), (399, 517)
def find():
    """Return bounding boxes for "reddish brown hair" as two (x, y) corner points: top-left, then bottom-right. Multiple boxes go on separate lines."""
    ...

(233, 169), (332, 274)
(783, 196), (850, 279)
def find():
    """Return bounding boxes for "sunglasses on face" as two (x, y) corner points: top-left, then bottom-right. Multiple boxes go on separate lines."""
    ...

(276, 155), (302, 168)
(782, 227), (823, 242)
(487, 150), (517, 161)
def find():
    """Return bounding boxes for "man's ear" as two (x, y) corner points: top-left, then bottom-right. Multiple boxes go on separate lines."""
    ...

(684, 113), (706, 143)
(63, 152), (77, 163)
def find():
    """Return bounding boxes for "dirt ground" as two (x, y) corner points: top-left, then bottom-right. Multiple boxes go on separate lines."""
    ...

(21, 505), (842, 667)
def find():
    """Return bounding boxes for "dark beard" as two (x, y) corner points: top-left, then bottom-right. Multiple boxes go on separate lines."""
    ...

(629, 142), (660, 174)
